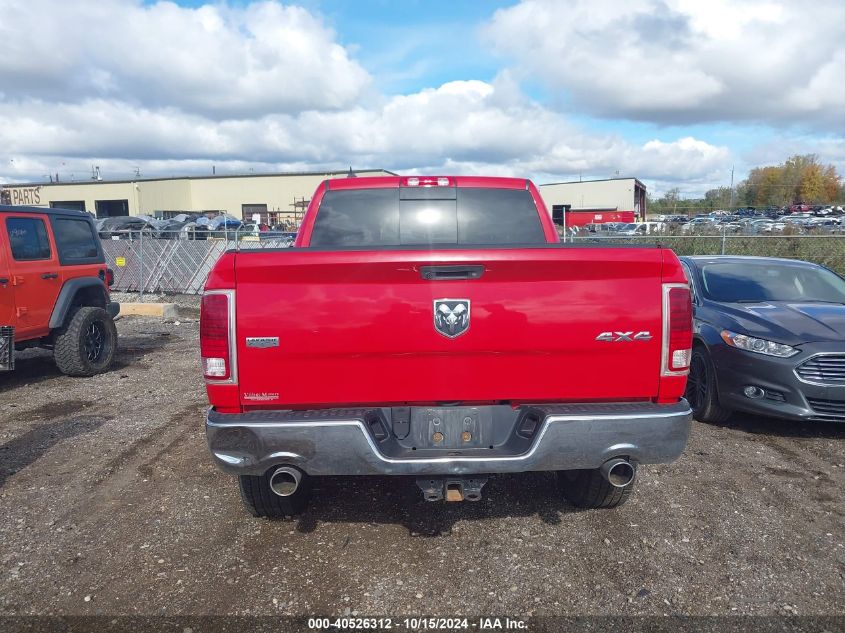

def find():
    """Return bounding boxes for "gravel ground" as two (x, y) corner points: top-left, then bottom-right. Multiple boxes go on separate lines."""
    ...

(0, 314), (843, 617)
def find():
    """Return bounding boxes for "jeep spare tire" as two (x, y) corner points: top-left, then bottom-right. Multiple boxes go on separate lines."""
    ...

(54, 306), (118, 376)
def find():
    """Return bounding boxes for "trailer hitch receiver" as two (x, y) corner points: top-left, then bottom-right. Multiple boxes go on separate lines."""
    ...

(416, 476), (488, 502)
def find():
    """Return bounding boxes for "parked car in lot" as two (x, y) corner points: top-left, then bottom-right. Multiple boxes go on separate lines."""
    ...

(0, 205), (119, 375)
(614, 221), (665, 235)
(201, 175), (694, 517)
(715, 217), (743, 233)
(681, 217), (717, 233)
(258, 230), (297, 245)
(680, 256), (845, 423)
(790, 204), (812, 213)
(96, 215), (152, 239)
(746, 218), (776, 234)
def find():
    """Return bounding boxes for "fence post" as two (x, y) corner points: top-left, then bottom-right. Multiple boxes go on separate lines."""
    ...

(721, 229), (726, 255)
(139, 230), (144, 302)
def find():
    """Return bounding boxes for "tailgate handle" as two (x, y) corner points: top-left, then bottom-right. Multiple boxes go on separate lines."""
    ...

(420, 265), (485, 281)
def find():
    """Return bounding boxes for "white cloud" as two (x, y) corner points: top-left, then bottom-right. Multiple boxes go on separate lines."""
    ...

(483, 0), (845, 128)
(0, 78), (732, 194)
(0, 1), (739, 195)
(0, 0), (370, 117)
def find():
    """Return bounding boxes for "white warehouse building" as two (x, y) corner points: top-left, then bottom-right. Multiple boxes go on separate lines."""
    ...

(539, 178), (647, 227)
(1, 172), (646, 228)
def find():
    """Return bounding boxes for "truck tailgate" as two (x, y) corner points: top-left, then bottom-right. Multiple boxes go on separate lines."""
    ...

(234, 247), (664, 407)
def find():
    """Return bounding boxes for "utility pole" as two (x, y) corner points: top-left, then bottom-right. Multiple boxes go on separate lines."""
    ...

(729, 165), (735, 209)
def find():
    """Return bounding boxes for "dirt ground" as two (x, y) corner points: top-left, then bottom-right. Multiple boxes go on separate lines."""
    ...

(0, 314), (843, 618)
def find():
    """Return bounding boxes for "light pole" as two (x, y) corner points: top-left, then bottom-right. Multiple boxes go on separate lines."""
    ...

(729, 165), (735, 209)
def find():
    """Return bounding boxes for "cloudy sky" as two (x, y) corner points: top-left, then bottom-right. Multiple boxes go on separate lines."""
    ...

(0, 0), (842, 196)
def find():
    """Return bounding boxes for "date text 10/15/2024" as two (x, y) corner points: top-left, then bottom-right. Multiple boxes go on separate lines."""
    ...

(307, 617), (529, 630)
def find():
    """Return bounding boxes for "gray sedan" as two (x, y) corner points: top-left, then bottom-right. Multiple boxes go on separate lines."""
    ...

(679, 256), (845, 423)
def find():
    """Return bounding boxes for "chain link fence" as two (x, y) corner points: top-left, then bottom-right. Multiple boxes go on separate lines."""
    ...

(102, 232), (845, 295)
(101, 231), (292, 296)
(566, 234), (845, 274)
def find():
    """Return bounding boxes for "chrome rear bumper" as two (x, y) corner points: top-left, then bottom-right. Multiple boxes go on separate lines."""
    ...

(206, 401), (692, 477)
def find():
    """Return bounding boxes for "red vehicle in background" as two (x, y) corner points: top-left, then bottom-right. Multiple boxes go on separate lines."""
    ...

(200, 176), (693, 517)
(0, 205), (119, 375)
(789, 203), (811, 213)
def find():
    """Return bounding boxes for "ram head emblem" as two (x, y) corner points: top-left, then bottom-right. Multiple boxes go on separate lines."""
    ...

(434, 299), (470, 338)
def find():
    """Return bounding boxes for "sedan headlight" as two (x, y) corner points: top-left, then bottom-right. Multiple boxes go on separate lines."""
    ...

(720, 330), (799, 358)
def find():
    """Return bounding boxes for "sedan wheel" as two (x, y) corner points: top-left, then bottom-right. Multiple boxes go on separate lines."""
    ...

(685, 347), (732, 424)
(686, 353), (708, 411)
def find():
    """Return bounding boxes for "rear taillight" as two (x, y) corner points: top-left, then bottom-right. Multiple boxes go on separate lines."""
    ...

(201, 291), (236, 382)
(99, 268), (115, 287)
(662, 284), (692, 376)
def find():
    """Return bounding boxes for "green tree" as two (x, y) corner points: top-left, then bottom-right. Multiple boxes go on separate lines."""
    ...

(704, 186), (732, 209)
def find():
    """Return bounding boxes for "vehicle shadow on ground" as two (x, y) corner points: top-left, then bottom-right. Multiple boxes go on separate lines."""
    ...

(0, 330), (174, 389)
(0, 353), (62, 389)
(0, 414), (111, 489)
(294, 472), (581, 536)
(114, 331), (177, 363)
(705, 414), (845, 439)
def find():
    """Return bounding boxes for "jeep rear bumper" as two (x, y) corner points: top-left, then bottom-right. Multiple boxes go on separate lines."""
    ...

(206, 401), (692, 477)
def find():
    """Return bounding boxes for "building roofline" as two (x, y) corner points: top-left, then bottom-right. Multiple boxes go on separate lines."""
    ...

(1, 168), (397, 188)
(539, 177), (646, 188)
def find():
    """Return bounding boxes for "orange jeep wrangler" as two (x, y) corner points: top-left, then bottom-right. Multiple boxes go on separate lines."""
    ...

(0, 205), (119, 375)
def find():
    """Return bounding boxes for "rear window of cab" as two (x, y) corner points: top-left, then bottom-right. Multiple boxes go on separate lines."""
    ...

(310, 187), (547, 247)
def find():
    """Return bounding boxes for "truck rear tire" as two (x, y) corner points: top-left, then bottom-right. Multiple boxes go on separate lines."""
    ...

(238, 469), (312, 518)
(557, 468), (635, 509)
(53, 306), (118, 377)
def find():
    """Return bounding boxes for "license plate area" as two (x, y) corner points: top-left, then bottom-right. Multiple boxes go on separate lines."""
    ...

(379, 405), (542, 459)
(409, 407), (484, 449)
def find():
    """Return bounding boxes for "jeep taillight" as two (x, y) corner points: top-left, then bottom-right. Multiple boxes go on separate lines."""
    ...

(200, 291), (236, 382)
(661, 284), (692, 376)
(99, 268), (115, 286)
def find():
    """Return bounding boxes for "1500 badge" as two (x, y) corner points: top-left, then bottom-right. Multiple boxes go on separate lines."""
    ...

(246, 337), (279, 348)
(595, 331), (653, 342)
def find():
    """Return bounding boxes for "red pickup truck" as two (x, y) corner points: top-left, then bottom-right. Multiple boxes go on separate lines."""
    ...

(202, 176), (693, 517)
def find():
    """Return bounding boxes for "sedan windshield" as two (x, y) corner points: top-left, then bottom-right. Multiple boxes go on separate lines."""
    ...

(700, 262), (845, 303)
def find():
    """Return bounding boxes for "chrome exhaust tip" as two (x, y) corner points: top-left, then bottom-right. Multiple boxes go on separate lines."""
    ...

(599, 458), (635, 488)
(269, 466), (302, 497)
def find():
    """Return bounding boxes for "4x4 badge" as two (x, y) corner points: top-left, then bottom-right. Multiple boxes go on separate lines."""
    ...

(595, 331), (652, 342)
(434, 299), (470, 338)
